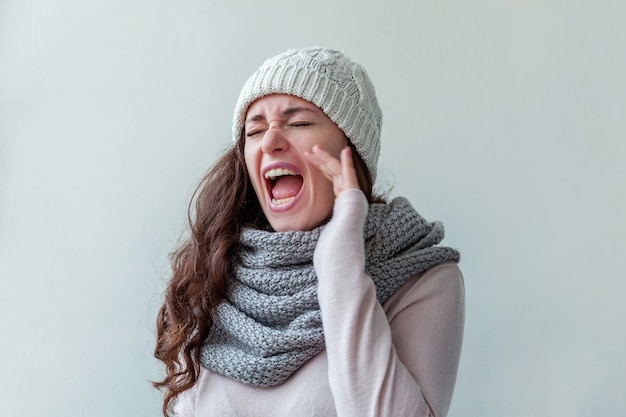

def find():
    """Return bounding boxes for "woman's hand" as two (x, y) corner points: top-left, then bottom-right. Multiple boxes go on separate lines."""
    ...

(304, 145), (360, 198)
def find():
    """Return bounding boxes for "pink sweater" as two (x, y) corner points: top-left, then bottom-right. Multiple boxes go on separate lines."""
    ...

(174, 189), (465, 417)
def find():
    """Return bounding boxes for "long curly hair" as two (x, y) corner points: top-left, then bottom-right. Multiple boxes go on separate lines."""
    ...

(153, 137), (383, 416)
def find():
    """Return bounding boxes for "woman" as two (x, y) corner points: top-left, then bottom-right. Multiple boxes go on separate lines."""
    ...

(154, 47), (464, 417)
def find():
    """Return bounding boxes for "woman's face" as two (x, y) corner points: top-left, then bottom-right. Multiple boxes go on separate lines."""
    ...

(244, 94), (348, 232)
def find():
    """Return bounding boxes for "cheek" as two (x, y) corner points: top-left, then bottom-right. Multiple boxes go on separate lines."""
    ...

(243, 146), (257, 178)
(325, 133), (348, 157)
(243, 146), (265, 199)
(310, 170), (335, 203)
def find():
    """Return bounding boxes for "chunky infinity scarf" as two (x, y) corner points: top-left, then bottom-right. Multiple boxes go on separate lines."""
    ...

(200, 197), (460, 387)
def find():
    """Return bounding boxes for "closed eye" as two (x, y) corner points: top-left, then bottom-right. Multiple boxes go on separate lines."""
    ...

(246, 129), (265, 137)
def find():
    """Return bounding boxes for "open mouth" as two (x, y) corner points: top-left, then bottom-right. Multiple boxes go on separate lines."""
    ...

(264, 167), (304, 206)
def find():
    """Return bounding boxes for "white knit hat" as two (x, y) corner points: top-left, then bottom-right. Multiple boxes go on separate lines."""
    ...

(232, 47), (383, 180)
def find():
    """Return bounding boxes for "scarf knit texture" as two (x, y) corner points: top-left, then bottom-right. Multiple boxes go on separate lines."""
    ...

(200, 196), (460, 387)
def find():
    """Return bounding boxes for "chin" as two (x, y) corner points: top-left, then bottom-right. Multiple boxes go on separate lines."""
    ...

(268, 220), (310, 233)
(267, 212), (330, 232)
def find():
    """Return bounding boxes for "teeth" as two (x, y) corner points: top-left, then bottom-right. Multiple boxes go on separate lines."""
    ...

(265, 168), (298, 180)
(272, 196), (295, 206)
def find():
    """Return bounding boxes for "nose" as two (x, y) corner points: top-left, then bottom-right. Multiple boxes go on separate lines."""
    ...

(261, 125), (289, 154)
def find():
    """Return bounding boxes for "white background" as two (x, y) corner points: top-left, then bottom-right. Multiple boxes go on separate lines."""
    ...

(1, 1), (625, 416)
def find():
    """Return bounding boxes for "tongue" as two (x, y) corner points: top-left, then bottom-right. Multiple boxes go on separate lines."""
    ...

(272, 176), (303, 200)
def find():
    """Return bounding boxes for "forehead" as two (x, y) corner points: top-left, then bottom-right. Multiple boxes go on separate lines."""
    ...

(245, 94), (321, 119)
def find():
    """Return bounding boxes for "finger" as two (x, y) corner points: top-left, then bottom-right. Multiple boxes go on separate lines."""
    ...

(304, 146), (342, 180)
(304, 145), (361, 197)
(339, 147), (359, 190)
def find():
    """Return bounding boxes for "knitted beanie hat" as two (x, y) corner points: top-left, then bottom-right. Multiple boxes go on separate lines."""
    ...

(232, 47), (383, 180)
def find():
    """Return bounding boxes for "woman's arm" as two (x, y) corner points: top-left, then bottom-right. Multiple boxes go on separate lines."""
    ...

(171, 376), (199, 417)
(314, 189), (464, 417)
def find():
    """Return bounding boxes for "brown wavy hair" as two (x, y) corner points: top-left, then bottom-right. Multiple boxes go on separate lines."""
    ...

(153, 137), (383, 416)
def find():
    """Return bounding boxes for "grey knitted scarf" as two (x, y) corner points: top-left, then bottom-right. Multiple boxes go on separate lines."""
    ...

(200, 197), (460, 387)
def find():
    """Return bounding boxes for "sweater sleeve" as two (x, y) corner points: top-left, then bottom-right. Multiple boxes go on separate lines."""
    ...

(172, 372), (199, 417)
(313, 189), (465, 417)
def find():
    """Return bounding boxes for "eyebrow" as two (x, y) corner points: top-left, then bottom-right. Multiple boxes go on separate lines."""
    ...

(245, 106), (318, 124)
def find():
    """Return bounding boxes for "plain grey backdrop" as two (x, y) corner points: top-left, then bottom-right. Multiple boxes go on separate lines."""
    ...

(1, 1), (625, 416)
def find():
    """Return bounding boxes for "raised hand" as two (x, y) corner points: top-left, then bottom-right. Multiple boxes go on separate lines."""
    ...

(304, 145), (360, 198)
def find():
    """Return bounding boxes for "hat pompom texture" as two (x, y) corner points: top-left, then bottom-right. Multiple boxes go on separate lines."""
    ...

(232, 47), (382, 180)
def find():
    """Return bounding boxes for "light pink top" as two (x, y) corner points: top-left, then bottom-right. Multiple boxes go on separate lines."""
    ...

(174, 189), (465, 417)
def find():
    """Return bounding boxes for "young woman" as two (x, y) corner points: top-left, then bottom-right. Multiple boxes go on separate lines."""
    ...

(154, 47), (464, 417)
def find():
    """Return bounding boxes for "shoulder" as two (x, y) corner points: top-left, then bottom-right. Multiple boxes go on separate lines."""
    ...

(383, 261), (465, 319)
